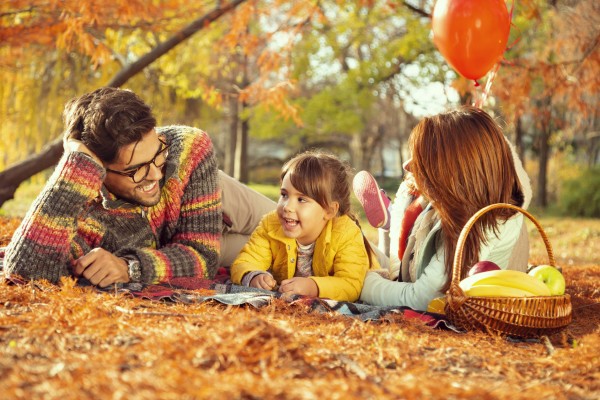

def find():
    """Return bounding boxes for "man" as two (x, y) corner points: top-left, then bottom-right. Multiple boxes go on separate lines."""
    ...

(3, 87), (274, 287)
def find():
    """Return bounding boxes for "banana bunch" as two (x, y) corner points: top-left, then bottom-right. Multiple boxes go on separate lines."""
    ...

(459, 270), (551, 297)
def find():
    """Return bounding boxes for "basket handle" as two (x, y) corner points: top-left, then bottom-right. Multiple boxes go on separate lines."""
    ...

(449, 203), (555, 291)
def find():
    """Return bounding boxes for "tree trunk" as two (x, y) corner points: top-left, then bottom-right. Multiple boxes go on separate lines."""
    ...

(0, 0), (248, 209)
(537, 120), (551, 208)
(237, 105), (250, 183)
(235, 53), (250, 183)
(226, 96), (239, 177)
(515, 115), (525, 162)
(357, 125), (385, 173)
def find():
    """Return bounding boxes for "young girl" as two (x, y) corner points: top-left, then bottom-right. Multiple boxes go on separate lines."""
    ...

(230, 150), (379, 302)
(355, 106), (532, 311)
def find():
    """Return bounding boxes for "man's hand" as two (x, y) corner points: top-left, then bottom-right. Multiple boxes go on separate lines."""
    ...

(63, 138), (103, 166)
(279, 277), (318, 297)
(250, 273), (277, 290)
(73, 248), (130, 287)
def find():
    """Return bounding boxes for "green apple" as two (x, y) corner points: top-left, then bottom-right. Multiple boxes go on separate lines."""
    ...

(528, 265), (565, 295)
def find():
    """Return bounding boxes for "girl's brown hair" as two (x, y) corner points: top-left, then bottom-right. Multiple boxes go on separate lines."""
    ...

(409, 106), (524, 291)
(281, 150), (376, 267)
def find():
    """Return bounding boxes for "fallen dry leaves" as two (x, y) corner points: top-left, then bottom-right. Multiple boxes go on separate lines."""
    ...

(0, 216), (599, 400)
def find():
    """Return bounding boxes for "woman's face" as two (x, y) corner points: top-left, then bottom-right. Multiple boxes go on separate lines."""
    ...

(403, 158), (412, 173)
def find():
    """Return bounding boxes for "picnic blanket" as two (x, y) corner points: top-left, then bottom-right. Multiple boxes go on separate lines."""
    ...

(0, 250), (457, 331)
(98, 274), (457, 329)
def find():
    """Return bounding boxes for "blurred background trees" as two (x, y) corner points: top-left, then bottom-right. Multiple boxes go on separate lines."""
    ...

(0, 0), (598, 215)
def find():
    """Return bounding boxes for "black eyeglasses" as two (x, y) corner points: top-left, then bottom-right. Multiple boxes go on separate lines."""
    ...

(106, 139), (170, 183)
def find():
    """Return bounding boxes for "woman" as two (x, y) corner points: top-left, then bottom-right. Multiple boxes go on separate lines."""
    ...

(357, 106), (532, 311)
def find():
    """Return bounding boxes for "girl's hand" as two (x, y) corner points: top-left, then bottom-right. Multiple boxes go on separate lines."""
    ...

(279, 277), (318, 297)
(250, 273), (277, 290)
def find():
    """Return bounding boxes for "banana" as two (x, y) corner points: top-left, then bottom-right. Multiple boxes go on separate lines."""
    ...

(427, 297), (447, 314)
(464, 284), (537, 298)
(459, 269), (551, 296)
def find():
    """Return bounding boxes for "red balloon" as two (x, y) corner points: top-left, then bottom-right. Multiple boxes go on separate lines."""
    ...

(432, 0), (510, 80)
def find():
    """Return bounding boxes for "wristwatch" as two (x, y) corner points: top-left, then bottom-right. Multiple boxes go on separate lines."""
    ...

(123, 257), (142, 282)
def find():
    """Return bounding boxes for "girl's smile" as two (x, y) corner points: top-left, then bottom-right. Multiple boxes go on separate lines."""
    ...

(277, 173), (334, 245)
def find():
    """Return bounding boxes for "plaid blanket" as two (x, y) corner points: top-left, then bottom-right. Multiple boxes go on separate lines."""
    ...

(94, 270), (458, 330)
(0, 251), (457, 331)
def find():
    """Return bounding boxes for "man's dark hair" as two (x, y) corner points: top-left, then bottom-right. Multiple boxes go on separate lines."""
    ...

(62, 87), (157, 163)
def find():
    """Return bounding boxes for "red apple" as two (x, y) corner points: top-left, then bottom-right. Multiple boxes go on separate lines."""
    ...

(467, 260), (501, 277)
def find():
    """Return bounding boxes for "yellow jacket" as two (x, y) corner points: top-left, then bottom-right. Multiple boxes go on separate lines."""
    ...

(231, 211), (379, 302)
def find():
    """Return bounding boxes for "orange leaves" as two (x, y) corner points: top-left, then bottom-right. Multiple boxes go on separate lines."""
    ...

(0, 0), (186, 68)
(239, 79), (302, 125)
(1, 216), (600, 398)
(492, 1), (599, 121)
(213, 0), (322, 125)
(0, 217), (21, 246)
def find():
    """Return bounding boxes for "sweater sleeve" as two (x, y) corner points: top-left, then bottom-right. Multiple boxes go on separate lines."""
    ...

(125, 129), (222, 282)
(359, 246), (447, 311)
(4, 152), (106, 283)
(478, 214), (525, 269)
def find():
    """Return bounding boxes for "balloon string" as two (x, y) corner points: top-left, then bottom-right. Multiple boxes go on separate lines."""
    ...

(472, 1), (512, 108)
(472, 63), (500, 108)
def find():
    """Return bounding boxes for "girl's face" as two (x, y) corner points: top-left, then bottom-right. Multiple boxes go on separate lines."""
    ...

(277, 172), (335, 245)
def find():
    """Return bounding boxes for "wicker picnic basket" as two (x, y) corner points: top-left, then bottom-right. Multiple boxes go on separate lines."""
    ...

(444, 203), (572, 338)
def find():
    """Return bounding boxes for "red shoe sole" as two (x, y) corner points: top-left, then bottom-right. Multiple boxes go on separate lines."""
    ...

(353, 171), (388, 228)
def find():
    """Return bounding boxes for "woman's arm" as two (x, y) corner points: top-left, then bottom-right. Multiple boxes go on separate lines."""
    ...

(360, 248), (447, 311)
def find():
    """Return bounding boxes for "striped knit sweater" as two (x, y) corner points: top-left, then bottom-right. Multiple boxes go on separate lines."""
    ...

(4, 126), (222, 284)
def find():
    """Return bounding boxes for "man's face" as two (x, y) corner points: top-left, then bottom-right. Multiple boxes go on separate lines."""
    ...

(103, 129), (167, 207)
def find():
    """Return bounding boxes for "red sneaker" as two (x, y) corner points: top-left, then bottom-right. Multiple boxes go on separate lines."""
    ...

(353, 171), (390, 229)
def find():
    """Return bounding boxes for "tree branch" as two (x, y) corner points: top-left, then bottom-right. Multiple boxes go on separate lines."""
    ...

(0, 0), (249, 208)
(108, 0), (248, 87)
(403, 1), (431, 18)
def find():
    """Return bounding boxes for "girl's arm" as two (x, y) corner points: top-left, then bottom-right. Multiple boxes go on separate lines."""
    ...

(230, 215), (274, 284)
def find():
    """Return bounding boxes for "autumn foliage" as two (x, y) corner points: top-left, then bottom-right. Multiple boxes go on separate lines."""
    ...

(1, 216), (599, 399)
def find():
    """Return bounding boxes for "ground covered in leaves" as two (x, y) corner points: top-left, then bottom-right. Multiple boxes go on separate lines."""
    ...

(0, 216), (599, 399)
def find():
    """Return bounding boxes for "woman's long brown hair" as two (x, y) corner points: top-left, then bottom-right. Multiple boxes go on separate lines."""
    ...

(408, 106), (525, 292)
